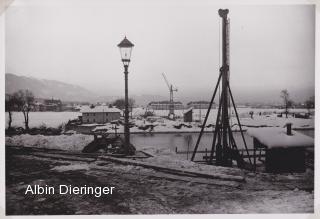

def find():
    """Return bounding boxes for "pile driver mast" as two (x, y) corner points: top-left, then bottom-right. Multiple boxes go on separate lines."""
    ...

(191, 9), (252, 169)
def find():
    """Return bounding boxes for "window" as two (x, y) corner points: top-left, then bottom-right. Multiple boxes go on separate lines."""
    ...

(87, 119), (89, 122)
(93, 119), (95, 122)
(106, 113), (108, 116)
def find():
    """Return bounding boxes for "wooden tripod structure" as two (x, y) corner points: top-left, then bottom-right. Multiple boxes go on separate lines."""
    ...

(191, 9), (252, 168)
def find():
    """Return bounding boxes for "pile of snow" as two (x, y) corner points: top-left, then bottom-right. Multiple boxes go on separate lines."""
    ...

(5, 134), (94, 151)
(247, 128), (314, 148)
(140, 148), (243, 176)
(92, 124), (114, 131)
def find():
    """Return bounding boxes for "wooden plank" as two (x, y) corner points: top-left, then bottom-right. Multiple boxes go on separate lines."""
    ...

(98, 156), (245, 182)
(32, 152), (96, 162)
(176, 148), (265, 154)
(202, 154), (265, 159)
(92, 165), (241, 188)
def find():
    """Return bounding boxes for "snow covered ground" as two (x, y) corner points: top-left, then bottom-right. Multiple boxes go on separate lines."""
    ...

(5, 134), (93, 151)
(6, 146), (314, 214)
(92, 112), (314, 134)
(133, 107), (313, 119)
(5, 108), (314, 214)
(5, 111), (81, 128)
(5, 107), (313, 130)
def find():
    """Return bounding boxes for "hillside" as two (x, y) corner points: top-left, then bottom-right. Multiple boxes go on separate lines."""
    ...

(5, 73), (169, 105)
(5, 73), (98, 102)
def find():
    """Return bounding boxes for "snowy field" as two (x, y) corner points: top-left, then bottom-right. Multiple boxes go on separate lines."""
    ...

(132, 107), (313, 119)
(96, 108), (314, 134)
(5, 111), (81, 128)
(5, 108), (314, 132)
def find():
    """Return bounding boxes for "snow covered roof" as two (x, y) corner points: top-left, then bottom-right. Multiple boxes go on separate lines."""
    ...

(80, 106), (122, 113)
(184, 107), (193, 114)
(247, 128), (314, 149)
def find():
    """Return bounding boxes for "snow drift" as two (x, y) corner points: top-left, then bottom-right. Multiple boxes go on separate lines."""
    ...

(5, 134), (94, 151)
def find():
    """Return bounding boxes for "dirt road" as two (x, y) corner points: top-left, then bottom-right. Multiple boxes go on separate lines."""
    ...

(6, 146), (314, 214)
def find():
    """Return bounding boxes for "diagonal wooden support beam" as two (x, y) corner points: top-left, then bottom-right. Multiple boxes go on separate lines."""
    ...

(227, 84), (253, 167)
(191, 70), (223, 161)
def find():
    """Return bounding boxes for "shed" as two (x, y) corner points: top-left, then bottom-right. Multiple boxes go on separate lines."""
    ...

(183, 107), (193, 122)
(247, 127), (314, 173)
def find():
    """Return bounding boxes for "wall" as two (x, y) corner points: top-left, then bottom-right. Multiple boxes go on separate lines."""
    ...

(82, 112), (120, 124)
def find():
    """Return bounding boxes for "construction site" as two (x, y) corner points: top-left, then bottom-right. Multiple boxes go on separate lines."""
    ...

(4, 3), (316, 216)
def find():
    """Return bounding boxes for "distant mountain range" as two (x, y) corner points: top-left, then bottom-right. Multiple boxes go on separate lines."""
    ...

(7, 73), (311, 106)
(5, 73), (99, 102)
(5, 73), (167, 105)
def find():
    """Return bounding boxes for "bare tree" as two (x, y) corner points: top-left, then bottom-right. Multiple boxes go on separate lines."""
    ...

(305, 96), (315, 114)
(13, 90), (35, 131)
(5, 94), (18, 129)
(280, 89), (292, 118)
(112, 98), (135, 110)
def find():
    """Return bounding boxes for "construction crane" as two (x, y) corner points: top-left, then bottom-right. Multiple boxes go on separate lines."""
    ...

(162, 73), (178, 119)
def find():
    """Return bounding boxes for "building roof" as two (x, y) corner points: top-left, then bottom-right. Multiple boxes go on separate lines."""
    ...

(184, 107), (193, 114)
(187, 101), (214, 105)
(148, 101), (183, 105)
(247, 127), (314, 149)
(81, 106), (122, 113)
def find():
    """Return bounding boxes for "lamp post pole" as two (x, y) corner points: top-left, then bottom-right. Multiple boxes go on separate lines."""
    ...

(118, 36), (134, 155)
(124, 65), (130, 153)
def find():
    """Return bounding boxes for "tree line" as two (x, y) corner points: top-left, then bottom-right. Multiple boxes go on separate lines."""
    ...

(6, 89), (35, 130)
(5, 91), (136, 131)
(280, 89), (314, 118)
(5, 89), (314, 130)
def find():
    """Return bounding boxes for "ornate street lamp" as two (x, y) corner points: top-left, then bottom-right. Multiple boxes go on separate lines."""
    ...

(117, 36), (134, 155)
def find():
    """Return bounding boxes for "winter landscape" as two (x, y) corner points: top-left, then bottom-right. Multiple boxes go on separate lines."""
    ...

(4, 1), (316, 216)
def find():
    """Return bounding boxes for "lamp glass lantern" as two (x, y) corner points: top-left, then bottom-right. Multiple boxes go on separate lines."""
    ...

(117, 37), (134, 66)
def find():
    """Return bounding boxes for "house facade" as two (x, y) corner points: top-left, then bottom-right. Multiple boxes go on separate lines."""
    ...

(186, 101), (215, 109)
(81, 106), (122, 124)
(147, 101), (184, 110)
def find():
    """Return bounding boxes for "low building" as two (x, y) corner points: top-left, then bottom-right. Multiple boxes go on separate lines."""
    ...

(147, 101), (184, 110)
(81, 105), (122, 124)
(43, 98), (62, 111)
(33, 98), (63, 111)
(183, 108), (193, 122)
(186, 101), (215, 109)
(248, 126), (314, 173)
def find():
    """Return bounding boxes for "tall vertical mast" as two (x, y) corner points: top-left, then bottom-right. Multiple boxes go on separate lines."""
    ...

(192, 9), (251, 169)
(219, 9), (230, 166)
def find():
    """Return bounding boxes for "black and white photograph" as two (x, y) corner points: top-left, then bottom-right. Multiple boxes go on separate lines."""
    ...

(2, 0), (318, 216)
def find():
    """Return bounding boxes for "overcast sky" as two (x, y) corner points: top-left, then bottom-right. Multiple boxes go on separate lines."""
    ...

(5, 0), (315, 103)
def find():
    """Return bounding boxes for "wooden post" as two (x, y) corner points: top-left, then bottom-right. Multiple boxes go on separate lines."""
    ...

(253, 138), (257, 171)
(205, 148), (208, 162)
